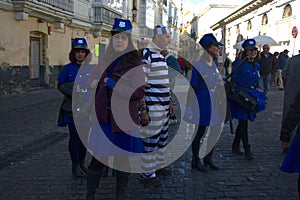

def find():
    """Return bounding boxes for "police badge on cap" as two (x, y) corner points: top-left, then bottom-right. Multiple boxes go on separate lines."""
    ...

(72, 38), (88, 49)
(111, 18), (132, 35)
(242, 39), (258, 50)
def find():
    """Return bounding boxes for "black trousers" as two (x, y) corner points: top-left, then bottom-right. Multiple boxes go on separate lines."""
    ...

(192, 126), (206, 159)
(232, 120), (250, 150)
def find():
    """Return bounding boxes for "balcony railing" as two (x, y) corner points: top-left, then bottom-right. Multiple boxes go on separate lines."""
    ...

(36, 0), (74, 12)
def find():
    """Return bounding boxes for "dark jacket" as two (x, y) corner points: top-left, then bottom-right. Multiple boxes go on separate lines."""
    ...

(258, 52), (276, 76)
(95, 51), (145, 133)
(280, 88), (300, 143)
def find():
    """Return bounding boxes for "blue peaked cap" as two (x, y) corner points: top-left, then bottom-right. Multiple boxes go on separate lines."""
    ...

(199, 33), (223, 49)
(72, 38), (88, 49)
(111, 18), (132, 34)
(242, 39), (258, 50)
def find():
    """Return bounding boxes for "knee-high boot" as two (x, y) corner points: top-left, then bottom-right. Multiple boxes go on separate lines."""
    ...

(86, 169), (102, 200)
(116, 171), (129, 200)
(203, 148), (219, 170)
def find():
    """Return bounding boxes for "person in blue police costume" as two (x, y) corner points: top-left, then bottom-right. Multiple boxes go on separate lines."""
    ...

(280, 88), (300, 199)
(57, 38), (90, 178)
(228, 39), (267, 160)
(183, 33), (226, 172)
(86, 18), (145, 200)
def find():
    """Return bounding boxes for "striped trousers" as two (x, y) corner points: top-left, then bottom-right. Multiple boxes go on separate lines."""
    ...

(141, 109), (169, 178)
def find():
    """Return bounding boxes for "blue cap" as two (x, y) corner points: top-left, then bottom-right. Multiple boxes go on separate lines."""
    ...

(199, 33), (223, 49)
(72, 38), (88, 49)
(242, 39), (258, 50)
(111, 18), (132, 34)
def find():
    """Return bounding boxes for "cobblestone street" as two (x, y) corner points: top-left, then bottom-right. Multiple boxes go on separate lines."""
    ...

(0, 75), (298, 200)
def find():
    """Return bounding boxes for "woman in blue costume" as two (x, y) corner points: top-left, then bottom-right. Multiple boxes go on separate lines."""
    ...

(229, 39), (267, 160)
(280, 88), (300, 198)
(86, 18), (145, 200)
(184, 33), (226, 171)
(57, 38), (90, 178)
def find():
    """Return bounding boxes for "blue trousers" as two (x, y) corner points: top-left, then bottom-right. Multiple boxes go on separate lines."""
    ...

(258, 74), (271, 95)
(67, 123), (87, 164)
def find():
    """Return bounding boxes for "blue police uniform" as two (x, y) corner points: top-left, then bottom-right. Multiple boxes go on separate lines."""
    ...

(57, 62), (79, 125)
(229, 59), (267, 121)
(189, 60), (223, 126)
(229, 38), (267, 160)
(57, 38), (89, 178)
(184, 33), (224, 172)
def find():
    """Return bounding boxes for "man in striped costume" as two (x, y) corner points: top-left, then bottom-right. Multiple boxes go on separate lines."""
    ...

(140, 25), (175, 186)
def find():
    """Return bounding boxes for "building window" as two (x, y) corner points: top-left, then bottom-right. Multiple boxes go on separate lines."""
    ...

(227, 28), (231, 37)
(283, 4), (292, 18)
(247, 20), (252, 30)
(236, 24), (240, 34)
(262, 13), (268, 25)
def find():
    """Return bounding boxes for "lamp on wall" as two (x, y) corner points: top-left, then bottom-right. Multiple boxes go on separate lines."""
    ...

(132, 6), (138, 22)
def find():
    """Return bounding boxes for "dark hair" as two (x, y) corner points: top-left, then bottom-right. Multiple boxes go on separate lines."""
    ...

(68, 48), (91, 63)
(240, 49), (260, 61)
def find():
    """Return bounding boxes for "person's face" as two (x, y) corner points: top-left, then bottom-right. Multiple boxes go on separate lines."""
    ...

(263, 45), (270, 54)
(246, 49), (258, 59)
(207, 44), (220, 57)
(154, 33), (171, 50)
(112, 33), (129, 52)
(74, 49), (87, 64)
(138, 40), (148, 49)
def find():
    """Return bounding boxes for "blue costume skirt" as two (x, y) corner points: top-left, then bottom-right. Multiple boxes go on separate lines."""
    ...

(87, 123), (144, 157)
(280, 134), (300, 173)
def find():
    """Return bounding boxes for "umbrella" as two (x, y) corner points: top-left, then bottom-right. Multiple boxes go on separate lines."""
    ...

(253, 35), (278, 46)
(234, 35), (278, 49)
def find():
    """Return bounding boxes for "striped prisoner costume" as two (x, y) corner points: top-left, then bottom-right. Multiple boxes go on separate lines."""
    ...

(141, 45), (171, 178)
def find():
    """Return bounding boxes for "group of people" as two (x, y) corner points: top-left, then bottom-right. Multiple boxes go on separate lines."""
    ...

(56, 17), (299, 199)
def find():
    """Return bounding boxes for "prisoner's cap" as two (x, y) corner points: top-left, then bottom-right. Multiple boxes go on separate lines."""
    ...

(153, 25), (171, 36)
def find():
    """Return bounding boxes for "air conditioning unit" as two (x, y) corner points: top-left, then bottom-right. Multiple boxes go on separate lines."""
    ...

(15, 12), (28, 21)
(54, 22), (64, 29)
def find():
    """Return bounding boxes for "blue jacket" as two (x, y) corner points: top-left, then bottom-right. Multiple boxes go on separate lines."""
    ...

(229, 59), (267, 121)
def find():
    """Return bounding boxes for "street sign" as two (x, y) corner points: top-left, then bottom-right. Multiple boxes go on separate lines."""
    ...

(292, 26), (298, 38)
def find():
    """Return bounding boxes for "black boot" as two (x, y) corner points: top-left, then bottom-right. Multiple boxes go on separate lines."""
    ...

(86, 169), (102, 200)
(116, 171), (129, 200)
(72, 163), (86, 178)
(79, 160), (87, 174)
(203, 150), (219, 171)
(232, 144), (243, 155)
(244, 146), (254, 161)
(191, 158), (206, 172)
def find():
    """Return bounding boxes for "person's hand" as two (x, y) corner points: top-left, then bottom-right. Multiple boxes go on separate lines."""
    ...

(90, 79), (98, 88)
(170, 102), (175, 116)
(140, 112), (149, 126)
(104, 77), (115, 89)
(183, 106), (192, 120)
(281, 141), (289, 153)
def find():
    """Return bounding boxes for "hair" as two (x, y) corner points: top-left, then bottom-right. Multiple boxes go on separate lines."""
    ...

(68, 48), (91, 63)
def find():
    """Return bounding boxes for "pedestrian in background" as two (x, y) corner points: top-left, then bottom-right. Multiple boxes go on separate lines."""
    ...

(161, 49), (182, 125)
(270, 51), (279, 88)
(258, 44), (276, 96)
(183, 33), (225, 172)
(228, 39), (267, 160)
(280, 88), (300, 199)
(85, 18), (145, 200)
(278, 49), (289, 90)
(224, 53), (232, 77)
(140, 24), (175, 186)
(57, 38), (89, 178)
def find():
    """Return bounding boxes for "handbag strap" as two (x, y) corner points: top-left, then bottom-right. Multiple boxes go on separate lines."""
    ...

(223, 56), (249, 82)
